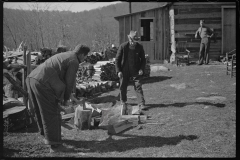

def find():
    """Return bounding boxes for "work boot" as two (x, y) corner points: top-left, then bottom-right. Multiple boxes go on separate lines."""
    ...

(49, 144), (72, 153)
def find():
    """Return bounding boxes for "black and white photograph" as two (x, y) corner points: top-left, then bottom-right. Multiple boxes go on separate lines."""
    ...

(3, 1), (236, 158)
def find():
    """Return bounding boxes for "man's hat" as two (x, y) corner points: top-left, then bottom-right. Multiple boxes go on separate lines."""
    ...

(128, 31), (140, 41)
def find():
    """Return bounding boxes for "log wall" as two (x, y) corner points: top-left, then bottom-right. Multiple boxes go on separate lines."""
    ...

(173, 3), (235, 60)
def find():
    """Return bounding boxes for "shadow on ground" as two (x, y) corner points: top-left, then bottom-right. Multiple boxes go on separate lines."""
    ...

(143, 102), (225, 110)
(12, 121), (39, 134)
(141, 76), (172, 84)
(62, 134), (198, 153)
(128, 101), (225, 110)
(89, 95), (120, 105)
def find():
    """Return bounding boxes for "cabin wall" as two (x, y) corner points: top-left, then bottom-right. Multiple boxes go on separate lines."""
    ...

(116, 6), (170, 63)
(173, 3), (235, 61)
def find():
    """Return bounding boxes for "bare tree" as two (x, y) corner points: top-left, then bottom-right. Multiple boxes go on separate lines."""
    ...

(3, 14), (18, 49)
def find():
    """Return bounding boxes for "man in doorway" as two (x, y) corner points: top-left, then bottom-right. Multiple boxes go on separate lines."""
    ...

(115, 30), (147, 114)
(195, 20), (214, 65)
(26, 44), (90, 153)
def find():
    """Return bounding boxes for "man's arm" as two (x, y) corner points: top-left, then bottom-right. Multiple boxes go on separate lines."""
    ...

(208, 28), (214, 38)
(115, 44), (123, 74)
(195, 28), (200, 38)
(64, 60), (79, 101)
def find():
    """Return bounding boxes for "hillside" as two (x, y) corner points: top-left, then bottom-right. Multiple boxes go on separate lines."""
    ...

(3, 2), (166, 52)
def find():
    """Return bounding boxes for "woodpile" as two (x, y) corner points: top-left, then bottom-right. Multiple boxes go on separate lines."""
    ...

(84, 52), (103, 64)
(58, 94), (155, 134)
(76, 64), (95, 84)
(75, 80), (117, 98)
(100, 62), (119, 81)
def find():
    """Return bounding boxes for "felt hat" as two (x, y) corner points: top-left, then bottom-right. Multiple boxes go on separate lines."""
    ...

(128, 31), (140, 41)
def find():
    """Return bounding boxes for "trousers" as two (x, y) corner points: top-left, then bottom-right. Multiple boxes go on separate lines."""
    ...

(119, 73), (145, 105)
(26, 77), (62, 145)
(199, 37), (210, 64)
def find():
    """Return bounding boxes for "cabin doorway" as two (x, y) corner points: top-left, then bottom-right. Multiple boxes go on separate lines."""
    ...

(140, 18), (155, 62)
(222, 6), (236, 55)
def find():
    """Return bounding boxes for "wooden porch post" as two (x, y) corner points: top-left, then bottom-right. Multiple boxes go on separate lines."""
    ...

(169, 6), (176, 64)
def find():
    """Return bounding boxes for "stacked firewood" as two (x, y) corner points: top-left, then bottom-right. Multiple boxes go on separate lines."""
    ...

(84, 52), (103, 64)
(100, 62), (119, 81)
(76, 64), (95, 84)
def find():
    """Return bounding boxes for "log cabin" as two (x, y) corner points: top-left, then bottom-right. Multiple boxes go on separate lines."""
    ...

(114, 2), (236, 63)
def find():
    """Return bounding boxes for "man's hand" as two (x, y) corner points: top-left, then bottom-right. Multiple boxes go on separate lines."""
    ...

(195, 34), (197, 39)
(118, 72), (123, 78)
(63, 100), (71, 106)
(139, 69), (143, 75)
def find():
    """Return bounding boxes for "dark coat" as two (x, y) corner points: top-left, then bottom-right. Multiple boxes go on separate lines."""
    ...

(28, 45), (82, 101)
(115, 42), (146, 74)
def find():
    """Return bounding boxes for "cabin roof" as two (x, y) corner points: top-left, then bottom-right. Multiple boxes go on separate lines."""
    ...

(114, 2), (170, 20)
(114, 2), (235, 20)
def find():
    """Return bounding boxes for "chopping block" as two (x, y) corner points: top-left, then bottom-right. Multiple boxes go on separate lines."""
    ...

(74, 106), (92, 130)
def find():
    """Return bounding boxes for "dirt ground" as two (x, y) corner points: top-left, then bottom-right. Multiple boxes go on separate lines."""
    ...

(3, 62), (236, 158)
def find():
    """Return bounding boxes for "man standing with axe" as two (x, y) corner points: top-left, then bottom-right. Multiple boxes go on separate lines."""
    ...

(26, 44), (90, 153)
(115, 30), (147, 115)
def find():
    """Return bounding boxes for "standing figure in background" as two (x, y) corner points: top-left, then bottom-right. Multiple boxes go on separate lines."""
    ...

(115, 30), (147, 114)
(195, 20), (214, 65)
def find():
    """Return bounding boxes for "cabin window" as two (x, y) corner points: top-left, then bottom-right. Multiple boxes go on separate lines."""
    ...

(140, 19), (154, 41)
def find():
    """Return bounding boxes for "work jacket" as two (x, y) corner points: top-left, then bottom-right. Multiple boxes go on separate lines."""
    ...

(115, 42), (146, 74)
(28, 45), (82, 101)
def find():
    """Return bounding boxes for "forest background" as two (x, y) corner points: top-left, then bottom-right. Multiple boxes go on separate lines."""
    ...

(3, 2), (166, 52)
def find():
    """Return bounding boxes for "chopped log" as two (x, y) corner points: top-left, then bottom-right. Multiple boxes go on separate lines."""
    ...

(107, 120), (133, 135)
(120, 115), (139, 127)
(74, 106), (92, 130)
(85, 102), (102, 117)
(62, 112), (75, 120)
(121, 104), (127, 115)
(120, 115), (139, 121)
(100, 108), (111, 124)
(126, 105), (141, 115)
(3, 73), (28, 97)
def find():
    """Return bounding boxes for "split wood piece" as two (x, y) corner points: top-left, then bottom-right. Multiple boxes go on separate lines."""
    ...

(108, 120), (133, 135)
(120, 115), (139, 127)
(85, 102), (102, 118)
(74, 106), (92, 130)
(121, 104), (127, 115)
(127, 105), (141, 115)
(62, 113), (75, 120)
(3, 73), (28, 97)
(120, 115), (139, 121)
(100, 108), (111, 124)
